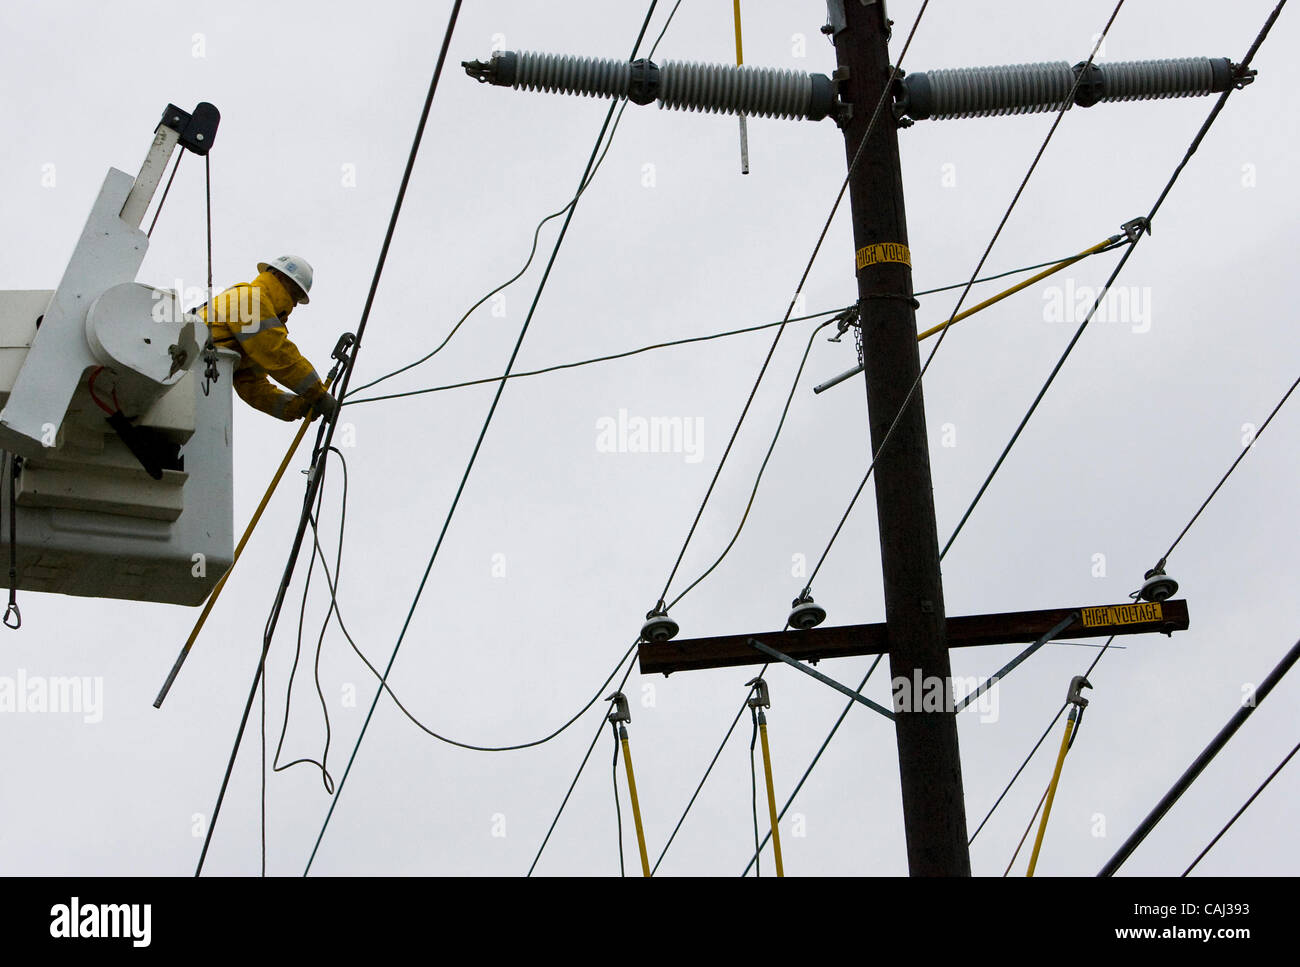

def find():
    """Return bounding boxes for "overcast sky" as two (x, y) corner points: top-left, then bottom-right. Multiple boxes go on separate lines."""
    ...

(1, 0), (1296, 877)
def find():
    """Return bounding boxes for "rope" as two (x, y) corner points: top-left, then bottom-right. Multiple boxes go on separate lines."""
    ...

(145, 152), (183, 239)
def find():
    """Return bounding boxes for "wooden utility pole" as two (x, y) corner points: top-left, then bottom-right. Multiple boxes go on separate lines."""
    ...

(832, 0), (970, 875)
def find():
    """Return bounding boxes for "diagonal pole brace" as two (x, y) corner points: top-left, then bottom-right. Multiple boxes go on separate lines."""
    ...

(954, 613), (1077, 714)
(749, 638), (895, 720)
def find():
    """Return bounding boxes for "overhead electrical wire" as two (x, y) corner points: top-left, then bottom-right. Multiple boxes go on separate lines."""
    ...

(306, 0), (666, 876)
(1182, 737), (1300, 876)
(729, 6), (1132, 875)
(342, 307), (852, 406)
(196, 0), (465, 878)
(531, 0), (938, 875)
(798, 4), (1127, 594)
(939, 0), (1281, 561)
(340, 250), (1102, 409)
(655, 0), (934, 610)
(954, 1), (1292, 861)
(347, 0), (687, 400)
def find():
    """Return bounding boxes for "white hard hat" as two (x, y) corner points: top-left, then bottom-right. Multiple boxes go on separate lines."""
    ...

(257, 255), (313, 304)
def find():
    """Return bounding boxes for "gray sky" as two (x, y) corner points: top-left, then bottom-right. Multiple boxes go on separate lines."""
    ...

(1, 0), (1296, 877)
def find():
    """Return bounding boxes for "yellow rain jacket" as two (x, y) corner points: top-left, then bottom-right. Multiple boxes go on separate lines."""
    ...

(201, 270), (327, 421)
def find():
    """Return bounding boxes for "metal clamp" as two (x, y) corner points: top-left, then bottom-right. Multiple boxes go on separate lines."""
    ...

(1067, 675), (1092, 709)
(606, 691), (631, 725)
(1121, 216), (1151, 243)
(745, 677), (770, 710)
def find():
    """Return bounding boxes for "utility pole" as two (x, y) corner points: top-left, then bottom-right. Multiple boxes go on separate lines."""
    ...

(463, 12), (1237, 878)
(831, 0), (969, 875)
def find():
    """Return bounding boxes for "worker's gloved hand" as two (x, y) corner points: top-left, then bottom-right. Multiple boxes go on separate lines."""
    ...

(310, 393), (340, 423)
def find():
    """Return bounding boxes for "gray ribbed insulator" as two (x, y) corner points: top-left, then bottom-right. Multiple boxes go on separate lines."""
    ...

(901, 57), (1238, 121)
(922, 61), (1076, 120)
(657, 60), (820, 120)
(1099, 57), (1220, 102)
(510, 51), (632, 100)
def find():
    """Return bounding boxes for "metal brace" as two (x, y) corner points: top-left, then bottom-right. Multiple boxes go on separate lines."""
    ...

(745, 677), (771, 710)
(1067, 675), (1093, 710)
(1121, 216), (1151, 244)
(606, 691), (631, 725)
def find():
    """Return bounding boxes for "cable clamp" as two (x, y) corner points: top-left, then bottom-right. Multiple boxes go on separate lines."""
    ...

(1121, 216), (1151, 244)
(745, 676), (770, 710)
(826, 305), (861, 343)
(606, 691), (631, 725)
(1067, 675), (1092, 710)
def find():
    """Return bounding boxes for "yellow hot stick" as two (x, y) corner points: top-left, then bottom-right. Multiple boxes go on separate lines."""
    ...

(154, 378), (334, 708)
(734, 0), (749, 174)
(1026, 710), (1077, 876)
(759, 716), (785, 877)
(620, 730), (652, 876)
(917, 236), (1117, 342)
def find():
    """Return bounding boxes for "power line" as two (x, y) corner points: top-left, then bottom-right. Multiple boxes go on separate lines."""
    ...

(940, 1), (1281, 560)
(305, 1), (665, 876)
(799, 4), (1127, 592)
(1156, 373), (1299, 568)
(342, 307), (851, 406)
(347, 0), (686, 400)
(339, 250), (1105, 408)
(1182, 736), (1300, 876)
(1099, 636), (1300, 877)
(526, 0), (937, 876)
(649, 674), (765, 875)
(730, 7), (1131, 875)
(655, 0), (934, 608)
(195, 0), (465, 878)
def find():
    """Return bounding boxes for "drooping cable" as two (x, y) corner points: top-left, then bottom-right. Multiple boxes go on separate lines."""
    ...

(195, 0), (464, 878)
(800, 7), (1128, 593)
(343, 307), (850, 407)
(348, 0), (687, 400)
(655, 1), (933, 608)
(307, 2), (662, 875)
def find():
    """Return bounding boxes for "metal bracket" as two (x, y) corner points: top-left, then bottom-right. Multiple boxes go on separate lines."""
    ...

(748, 638), (895, 720)
(745, 677), (770, 709)
(606, 691), (631, 725)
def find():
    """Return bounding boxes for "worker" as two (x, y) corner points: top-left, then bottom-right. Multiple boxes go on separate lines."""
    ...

(200, 255), (339, 422)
